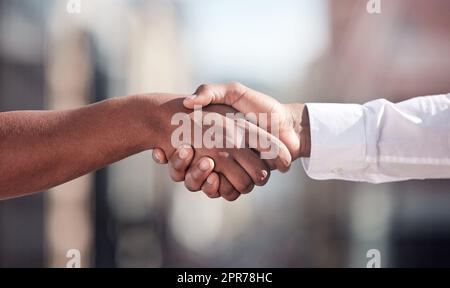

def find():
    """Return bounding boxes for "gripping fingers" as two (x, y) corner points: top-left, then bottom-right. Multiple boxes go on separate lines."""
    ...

(215, 154), (254, 194)
(232, 149), (270, 186)
(184, 157), (215, 192)
(244, 121), (292, 173)
(218, 174), (241, 202)
(201, 172), (220, 198)
(168, 145), (194, 182)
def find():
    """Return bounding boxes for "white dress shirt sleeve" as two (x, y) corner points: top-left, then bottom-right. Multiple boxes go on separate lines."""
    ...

(301, 93), (450, 183)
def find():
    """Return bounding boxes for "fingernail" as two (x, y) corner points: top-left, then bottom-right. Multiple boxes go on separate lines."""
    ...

(153, 152), (161, 163)
(179, 148), (189, 159)
(207, 175), (215, 185)
(199, 159), (212, 171)
(259, 170), (268, 182)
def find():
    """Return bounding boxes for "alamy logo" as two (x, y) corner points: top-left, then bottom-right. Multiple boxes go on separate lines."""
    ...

(366, 249), (381, 268)
(66, 249), (81, 268)
(67, 0), (82, 14)
(366, 0), (381, 14)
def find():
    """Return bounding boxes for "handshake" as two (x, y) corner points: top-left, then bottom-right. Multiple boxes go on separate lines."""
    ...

(1, 81), (446, 201)
(149, 83), (311, 201)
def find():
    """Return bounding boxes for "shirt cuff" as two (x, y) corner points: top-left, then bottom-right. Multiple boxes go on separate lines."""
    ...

(301, 103), (368, 181)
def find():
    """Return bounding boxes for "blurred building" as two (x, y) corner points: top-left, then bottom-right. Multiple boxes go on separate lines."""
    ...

(0, 0), (49, 267)
(300, 0), (450, 267)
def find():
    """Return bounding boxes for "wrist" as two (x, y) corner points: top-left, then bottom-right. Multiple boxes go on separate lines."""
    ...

(130, 93), (187, 152)
(285, 103), (311, 159)
(121, 94), (161, 150)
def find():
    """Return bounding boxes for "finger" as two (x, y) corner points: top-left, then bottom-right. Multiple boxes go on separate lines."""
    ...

(152, 148), (168, 164)
(201, 172), (220, 198)
(218, 174), (241, 202)
(184, 82), (243, 109)
(238, 118), (292, 173)
(215, 153), (254, 194)
(232, 149), (270, 186)
(184, 157), (215, 192)
(184, 82), (276, 116)
(186, 83), (292, 172)
(168, 145), (194, 182)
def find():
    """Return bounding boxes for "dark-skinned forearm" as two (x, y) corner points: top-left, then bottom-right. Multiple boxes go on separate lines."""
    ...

(0, 95), (158, 200)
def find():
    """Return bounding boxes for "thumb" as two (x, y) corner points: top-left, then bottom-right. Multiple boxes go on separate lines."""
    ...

(183, 83), (278, 119)
(183, 83), (244, 109)
(183, 93), (214, 109)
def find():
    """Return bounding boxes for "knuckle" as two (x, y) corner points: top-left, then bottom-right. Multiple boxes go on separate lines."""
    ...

(190, 173), (202, 182)
(204, 190), (219, 199)
(241, 182), (254, 194)
(171, 160), (186, 171)
(170, 168), (185, 182)
(236, 177), (253, 194)
(266, 160), (277, 171)
(184, 175), (200, 192)
(171, 173), (185, 182)
(218, 151), (231, 160)
(228, 81), (243, 91)
(223, 192), (240, 202)
(220, 184), (235, 197)
(184, 182), (199, 192)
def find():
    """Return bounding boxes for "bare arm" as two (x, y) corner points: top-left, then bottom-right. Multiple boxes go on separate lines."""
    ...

(0, 95), (155, 200)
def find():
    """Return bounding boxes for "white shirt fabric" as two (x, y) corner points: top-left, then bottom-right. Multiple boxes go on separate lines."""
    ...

(301, 93), (450, 183)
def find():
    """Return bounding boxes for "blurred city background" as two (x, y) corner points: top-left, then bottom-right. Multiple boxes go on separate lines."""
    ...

(0, 0), (450, 267)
